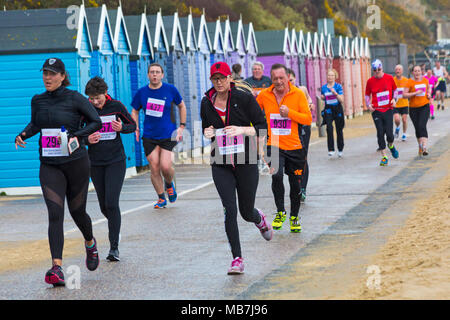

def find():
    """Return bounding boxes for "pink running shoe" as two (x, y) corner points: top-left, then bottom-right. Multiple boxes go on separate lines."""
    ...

(255, 208), (273, 241)
(227, 257), (244, 275)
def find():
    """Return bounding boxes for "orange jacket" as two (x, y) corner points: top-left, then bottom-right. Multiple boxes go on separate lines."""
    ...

(256, 83), (312, 150)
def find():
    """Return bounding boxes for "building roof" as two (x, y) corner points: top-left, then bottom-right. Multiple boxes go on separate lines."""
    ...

(254, 29), (289, 56)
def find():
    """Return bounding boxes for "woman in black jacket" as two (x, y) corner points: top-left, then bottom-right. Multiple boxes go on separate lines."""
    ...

(85, 77), (136, 262)
(201, 61), (272, 275)
(15, 58), (102, 287)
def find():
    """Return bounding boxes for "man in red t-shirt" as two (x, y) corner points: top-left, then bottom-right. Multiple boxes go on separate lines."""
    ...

(365, 59), (400, 166)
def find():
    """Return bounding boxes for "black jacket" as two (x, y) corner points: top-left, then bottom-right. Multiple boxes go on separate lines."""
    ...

(86, 95), (136, 166)
(19, 85), (102, 165)
(200, 84), (267, 166)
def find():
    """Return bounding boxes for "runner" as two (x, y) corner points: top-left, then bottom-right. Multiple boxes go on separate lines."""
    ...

(393, 64), (410, 140)
(14, 58), (102, 287)
(433, 60), (447, 110)
(320, 69), (345, 157)
(131, 63), (186, 209)
(244, 61), (272, 97)
(257, 64), (312, 233)
(365, 59), (400, 166)
(287, 68), (314, 203)
(423, 67), (438, 120)
(85, 77), (136, 262)
(231, 63), (243, 81)
(403, 65), (432, 156)
(200, 62), (272, 275)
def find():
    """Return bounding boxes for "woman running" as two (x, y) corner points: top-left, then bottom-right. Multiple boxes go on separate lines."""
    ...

(320, 69), (345, 157)
(85, 77), (136, 262)
(14, 58), (102, 287)
(424, 67), (438, 120)
(403, 65), (432, 156)
(201, 61), (272, 275)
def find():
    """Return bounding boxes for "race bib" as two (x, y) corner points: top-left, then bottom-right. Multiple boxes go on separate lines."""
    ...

(324, 92), (338, 105)
(146, 98), (165, 117)
(215, 129), (244, 155)
(376, 91), (390, 106)
(99, 115), (117, 140)
(270, 114), (291, 135)
(415, 84), (426, 97)
(41, 128), (68, 157)
(396, 87), (404, 99)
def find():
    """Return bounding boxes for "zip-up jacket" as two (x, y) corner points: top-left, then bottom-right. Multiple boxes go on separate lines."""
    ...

(200, 84), (267, 166)
(86, 95), (136, 166)
(19, 85), (102, 165)
(256, 83), (312, 150)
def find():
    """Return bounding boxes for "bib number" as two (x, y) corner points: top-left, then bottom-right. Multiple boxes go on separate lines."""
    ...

(270, 114), (291, 135)
(41, 128), (68, 157)
(99, 115), (117, 140)
(376, 91), (390, 106)
(216, 129), (244, 155)
(146, 98), (165, 117)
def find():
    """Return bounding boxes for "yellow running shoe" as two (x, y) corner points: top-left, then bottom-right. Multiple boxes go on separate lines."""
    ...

(290, 216), (302, 233)
(272, 211), (286, 230)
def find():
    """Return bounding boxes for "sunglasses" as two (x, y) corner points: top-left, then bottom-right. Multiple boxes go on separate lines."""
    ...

(373, 68), (382, 72)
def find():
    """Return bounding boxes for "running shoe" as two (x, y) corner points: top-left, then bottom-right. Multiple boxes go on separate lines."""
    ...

(431, 115), (435, 120)
(394, 127), (400, 139)
(328, 151), (335, 157)
(300, 188), (306, 203)
(85, 238), (99, 271)
(289, 216), (302, 233)
(227, 257), (244, 275)
(272, 211), (287, 230)
(255, 209), (273, 241)
(422, 148), (429, 156)
(165, 182), (177, 203)
(389, 145), (399, 159)
(401, 134), (407, 141)
(338, 151), (343, 158)
(154, 198), (167, 209)
(380, 156), (388, 166)
(106, 249), (120, 262)
(45, 265), (65, 287)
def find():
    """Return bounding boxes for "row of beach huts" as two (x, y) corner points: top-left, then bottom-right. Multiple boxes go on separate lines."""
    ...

(0, 4), (371, 190)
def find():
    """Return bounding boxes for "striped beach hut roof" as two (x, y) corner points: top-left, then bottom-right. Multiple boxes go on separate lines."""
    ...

(206, 19), (225, 54)
(147, 11), (170, 54)
(290, 29), (299, 57)
(85, 5), (115, 52)
(254, 28), (290, 56)
(0, 6), (92, 56)
(230, 18), (246, 55)
(124, 13), (154, 59)
(108, 6), (132, 54)
(326, 34), (334, 58)
(192, 14), (212, 52)
(221, 18), (235, 54)
(162, 12), (186, 54)
(305, 32), (314, 57)
(243, 22), (258, 55)
(179, 13), (198, 52)
(298, 30), (307, 56)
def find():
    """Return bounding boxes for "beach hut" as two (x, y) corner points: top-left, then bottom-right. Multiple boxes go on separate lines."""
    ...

(341, 37), (354, 118)
(318, 33), (328, 88)
(331, 35), (345, 87)
(312, 32), (322, 120)
(179, 12), (202, 154)
(221, 17), (235, 67)
(206, 19), (226, 65)
(230, 17), (248, 78)
(290, 28), (300, 86)
(0, 6), (92, 191)
(351, 38), (363, 116)
(243, 22), (258, 79)
(325, 34), (334, 71)
(360, 37), (371, 110)
(254, 27), (291, 78)
(305, 32), (318, 123)
(147, 11), (170, 81)
(85, 5), (116, 97)
(124, 13), (154, 167)
(298, 30), (307, 87)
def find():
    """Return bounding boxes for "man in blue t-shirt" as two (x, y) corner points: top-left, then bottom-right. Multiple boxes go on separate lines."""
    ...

(131, 63), (187, 209)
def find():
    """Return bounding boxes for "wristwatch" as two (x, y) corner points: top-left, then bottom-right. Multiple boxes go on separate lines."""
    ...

(180, 122), (186, 127)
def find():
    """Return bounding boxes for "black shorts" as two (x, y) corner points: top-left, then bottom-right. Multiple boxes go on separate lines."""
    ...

(436, 80), (446, 93)
(267, 146), (306, 177)
(142, 138), (177, 157)
(393, 106), (409, 115)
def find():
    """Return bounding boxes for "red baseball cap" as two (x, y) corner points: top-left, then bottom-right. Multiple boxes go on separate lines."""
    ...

(210, 62), (231, 78)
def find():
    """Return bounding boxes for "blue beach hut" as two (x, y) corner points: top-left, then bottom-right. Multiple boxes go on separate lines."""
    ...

(147, 11), (170, 81)
(221, 17), (235, 67)
(243, 22), (258, 79)
(206, 19), (225, 66)
(0, 6), (92, 192)
(230, 17), (248, 78)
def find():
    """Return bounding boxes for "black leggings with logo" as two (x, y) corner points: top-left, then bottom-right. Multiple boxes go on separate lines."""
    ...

(212, 164), (261, 259)
(39, 155), (93, 260)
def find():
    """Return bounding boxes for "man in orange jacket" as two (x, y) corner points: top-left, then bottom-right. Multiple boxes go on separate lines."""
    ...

(256, 64), (312, 233)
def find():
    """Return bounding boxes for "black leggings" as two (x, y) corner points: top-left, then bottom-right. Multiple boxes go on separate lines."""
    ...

(323, 105), (345, 152)
(212, 164), (261, 259)
(300, 125), (311, 190)
(39, 155), (93, 260)
(372, 109), (394, 150)
(90, 160), (126, 250)
(409, 105), (429, 139)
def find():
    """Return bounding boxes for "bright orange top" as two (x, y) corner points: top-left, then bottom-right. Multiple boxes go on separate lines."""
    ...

(393, 76), (410, 108)
(408, 78), (430, 108)
(256, 83), (312, 150)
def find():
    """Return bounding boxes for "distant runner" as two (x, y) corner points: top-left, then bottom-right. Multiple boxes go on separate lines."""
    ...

(393, 64), (409, 141)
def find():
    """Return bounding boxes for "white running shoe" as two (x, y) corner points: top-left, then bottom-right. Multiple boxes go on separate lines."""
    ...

(401, 134), (407, 141)
(338, 151), (343, 158)
(328, 151), (335, 157)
